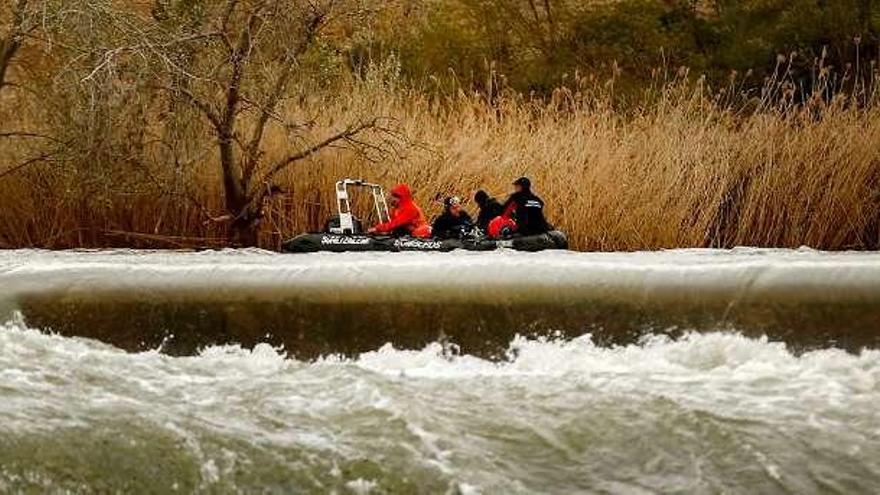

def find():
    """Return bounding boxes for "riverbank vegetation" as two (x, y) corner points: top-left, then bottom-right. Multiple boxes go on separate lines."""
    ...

(1, 0), (879, 250)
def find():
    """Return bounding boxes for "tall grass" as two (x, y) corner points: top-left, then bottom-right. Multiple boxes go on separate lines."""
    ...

(1, 73), (879, 251)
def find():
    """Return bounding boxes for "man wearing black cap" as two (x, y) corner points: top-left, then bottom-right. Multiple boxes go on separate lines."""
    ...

(498, 176), (549, 236)
(432, 196), (475, 239)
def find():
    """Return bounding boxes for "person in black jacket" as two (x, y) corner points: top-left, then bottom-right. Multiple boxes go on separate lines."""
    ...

(501, 177), (549, 236)
(432, 196), (474, 239)
(474, 190), (504, 232)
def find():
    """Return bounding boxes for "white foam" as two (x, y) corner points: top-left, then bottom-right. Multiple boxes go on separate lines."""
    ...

(2, 318), (879, 492)
(2, 316), (877, 382)
(344, 478), (377, 494)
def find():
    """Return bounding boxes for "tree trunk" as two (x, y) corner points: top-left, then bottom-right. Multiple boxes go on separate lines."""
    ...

(0, 32), (22, 91)
(230, 219), (260, 246)
(218, 130), (257, 245)
(0, 0), (27, 92)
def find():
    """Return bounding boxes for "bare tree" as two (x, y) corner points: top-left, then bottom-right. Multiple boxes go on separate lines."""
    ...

(0, 0), (74, 178)
(2, 0), (138, 180)
(132, 0), (394, 245)
(0, 0), (63, 92)
(1, 0), (396, 246)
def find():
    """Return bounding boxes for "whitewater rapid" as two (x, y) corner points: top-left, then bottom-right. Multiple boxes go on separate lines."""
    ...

(0, 317), (878, 493)
(1, 248), (879, 492)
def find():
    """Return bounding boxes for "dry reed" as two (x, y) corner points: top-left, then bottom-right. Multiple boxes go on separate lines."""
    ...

(1, 76), (879, 251)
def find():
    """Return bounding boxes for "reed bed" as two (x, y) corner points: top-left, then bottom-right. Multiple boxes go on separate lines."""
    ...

(1, 77), (878, 251)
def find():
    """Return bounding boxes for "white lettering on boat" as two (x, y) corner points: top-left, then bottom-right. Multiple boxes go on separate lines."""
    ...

(394, 239), (443, 250)
(321, 235), (371, 245)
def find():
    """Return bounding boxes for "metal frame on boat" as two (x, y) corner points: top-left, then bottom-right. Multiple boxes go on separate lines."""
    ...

(331, 179), (390, 235)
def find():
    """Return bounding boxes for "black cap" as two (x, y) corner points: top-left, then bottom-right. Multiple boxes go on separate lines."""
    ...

(474, 190), (488, 204)
(513, 177), (531, 189)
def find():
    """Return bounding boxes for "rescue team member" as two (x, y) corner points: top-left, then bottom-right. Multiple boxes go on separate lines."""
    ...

(369, 183), (432, 238)
(488, 176), (549, 238)
(473, 190), (504, 232)
(432, 196), (474, 239)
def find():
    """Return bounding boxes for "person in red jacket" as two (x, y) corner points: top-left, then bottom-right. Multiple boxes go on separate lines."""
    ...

(369, 183), (432, 238)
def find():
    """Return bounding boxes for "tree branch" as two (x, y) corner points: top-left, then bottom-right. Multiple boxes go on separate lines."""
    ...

(0, 148), (61, 180)
(0, 131), (64, 143)
(257, 118), (380, 188)
(216, 0), (241, 53)
(155, 83), (221, 128)
(223, 3), (266, 126)
(242, 8), (328, 182)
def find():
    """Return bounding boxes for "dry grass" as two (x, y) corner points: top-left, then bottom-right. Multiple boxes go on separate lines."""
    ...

(1, 77), (879, 251)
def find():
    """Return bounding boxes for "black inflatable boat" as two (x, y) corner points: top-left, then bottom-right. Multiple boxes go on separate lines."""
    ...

(281, 178), (569, 253)
(282, 230), (569, 253)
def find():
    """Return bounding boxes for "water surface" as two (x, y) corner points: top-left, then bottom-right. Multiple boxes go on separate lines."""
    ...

(1, 320), (878, 493)
(1, 248), (879, 493)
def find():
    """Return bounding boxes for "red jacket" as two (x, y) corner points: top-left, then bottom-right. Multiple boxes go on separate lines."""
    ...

(374, 184), (432, 238)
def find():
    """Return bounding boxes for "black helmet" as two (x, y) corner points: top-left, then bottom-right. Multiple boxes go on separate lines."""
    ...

(474, 190), (489, 205)
(513, 177), (531, 190)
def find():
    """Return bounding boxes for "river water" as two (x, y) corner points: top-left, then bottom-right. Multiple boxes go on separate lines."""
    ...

(1, 249), (879, 493)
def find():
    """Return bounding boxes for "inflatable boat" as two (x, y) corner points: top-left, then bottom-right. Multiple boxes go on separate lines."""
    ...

(282, 230), (568, 253)
(281, 179), (569, 253)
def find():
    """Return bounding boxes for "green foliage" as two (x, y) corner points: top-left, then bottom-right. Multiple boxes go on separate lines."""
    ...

(354, 0), (880, 96)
